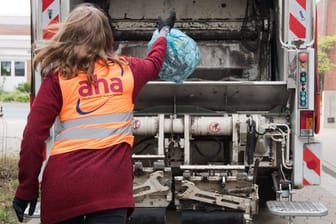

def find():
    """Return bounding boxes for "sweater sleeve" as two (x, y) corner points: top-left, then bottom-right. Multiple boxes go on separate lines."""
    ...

(15, 72), (62, 200)
(129, 36), (167, 99)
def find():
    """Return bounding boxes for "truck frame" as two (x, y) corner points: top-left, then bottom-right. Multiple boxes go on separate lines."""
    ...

(30, 0), (328, 223)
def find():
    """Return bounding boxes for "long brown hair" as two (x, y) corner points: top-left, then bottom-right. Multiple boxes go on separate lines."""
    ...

(33, 3), (123, 83)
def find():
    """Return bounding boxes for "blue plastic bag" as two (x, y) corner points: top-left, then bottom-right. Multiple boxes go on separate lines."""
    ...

(148, 28), (201, 83)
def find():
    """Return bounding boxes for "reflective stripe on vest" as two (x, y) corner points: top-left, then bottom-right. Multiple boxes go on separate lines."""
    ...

(51, 60), (134, 156)
(55, 123), (132, 141)
(61, 112), (133, 129)
(55, 114), (133, 141)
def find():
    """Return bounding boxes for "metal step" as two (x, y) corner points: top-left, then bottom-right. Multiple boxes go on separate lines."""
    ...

(266, 201), (328, 217)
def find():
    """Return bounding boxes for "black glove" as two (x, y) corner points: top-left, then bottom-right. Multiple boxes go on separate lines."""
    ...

(157, 11), (176, 31)
(13, 197), (37, 222)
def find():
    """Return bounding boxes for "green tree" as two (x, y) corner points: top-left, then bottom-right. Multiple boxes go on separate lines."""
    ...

(318, 35), (336, 74)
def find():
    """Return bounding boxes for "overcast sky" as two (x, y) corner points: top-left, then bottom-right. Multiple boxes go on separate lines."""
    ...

(0, 0), (30, 16)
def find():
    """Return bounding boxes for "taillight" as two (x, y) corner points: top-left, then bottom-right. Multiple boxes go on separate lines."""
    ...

(300, 110), (314, 137)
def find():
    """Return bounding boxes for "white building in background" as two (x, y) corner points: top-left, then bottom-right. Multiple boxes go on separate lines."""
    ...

(317, 0), (336, 128)
(0, 15), (31, 92)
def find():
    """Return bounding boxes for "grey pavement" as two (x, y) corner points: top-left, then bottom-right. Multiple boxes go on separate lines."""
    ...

(0, 102), (29, 158)
(316, 127), (336, 178)
(0, 118), (26, 158)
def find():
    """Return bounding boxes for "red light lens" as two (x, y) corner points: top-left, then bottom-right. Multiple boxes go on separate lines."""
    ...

(300, 110), (314, 136)
(307, 160), (317, 170)
(299, 52), (308, 62)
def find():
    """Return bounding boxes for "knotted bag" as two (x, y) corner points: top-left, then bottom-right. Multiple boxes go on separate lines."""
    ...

(148, 28), (201, 83)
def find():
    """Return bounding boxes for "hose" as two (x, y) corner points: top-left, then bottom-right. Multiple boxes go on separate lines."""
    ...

(246, 118), (257, 165)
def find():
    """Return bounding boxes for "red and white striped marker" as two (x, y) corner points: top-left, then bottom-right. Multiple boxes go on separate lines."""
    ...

(42, 0), (60, 39)
(289, 0), (307, 41)
(303, 143), (321, 185)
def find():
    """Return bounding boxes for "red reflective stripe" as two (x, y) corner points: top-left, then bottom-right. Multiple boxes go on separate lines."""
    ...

(296, 0), (306, 10)
(42, 15), (59, 39)
(42, 0), (54, 12)
(304, 147), (320, 175)
(289, 14), (306, 38)
(303, 178), (310, 185)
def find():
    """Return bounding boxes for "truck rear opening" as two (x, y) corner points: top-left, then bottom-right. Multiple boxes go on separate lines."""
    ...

(109, 0), (275, 82)
(96, 0), (284, 115)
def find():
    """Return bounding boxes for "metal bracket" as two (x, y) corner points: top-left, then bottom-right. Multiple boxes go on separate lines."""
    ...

(276, 180), (294, 201)
(133, 171), (169, 198)
(177, 180), (254, 218)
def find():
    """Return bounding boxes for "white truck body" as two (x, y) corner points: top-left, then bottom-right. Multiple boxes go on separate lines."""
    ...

(31, 0), (327, 223)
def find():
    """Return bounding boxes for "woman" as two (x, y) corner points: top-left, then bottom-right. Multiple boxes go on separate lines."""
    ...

(13, 3), (175, 224)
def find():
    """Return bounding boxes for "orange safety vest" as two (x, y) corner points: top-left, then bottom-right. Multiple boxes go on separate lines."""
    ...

(51, 60), (134, 156)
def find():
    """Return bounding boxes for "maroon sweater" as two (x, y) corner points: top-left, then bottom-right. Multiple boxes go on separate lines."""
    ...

(15, 37), (167, 224)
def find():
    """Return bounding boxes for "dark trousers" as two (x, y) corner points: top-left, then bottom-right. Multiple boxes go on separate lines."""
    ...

(58, 208), (127, 224)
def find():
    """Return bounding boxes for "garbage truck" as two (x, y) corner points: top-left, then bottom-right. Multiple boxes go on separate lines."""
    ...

(30, 0), (328, 223)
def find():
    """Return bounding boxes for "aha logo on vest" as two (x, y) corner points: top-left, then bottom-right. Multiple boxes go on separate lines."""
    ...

(79, 74), (123, 97)
(76, 75), (124, 115)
